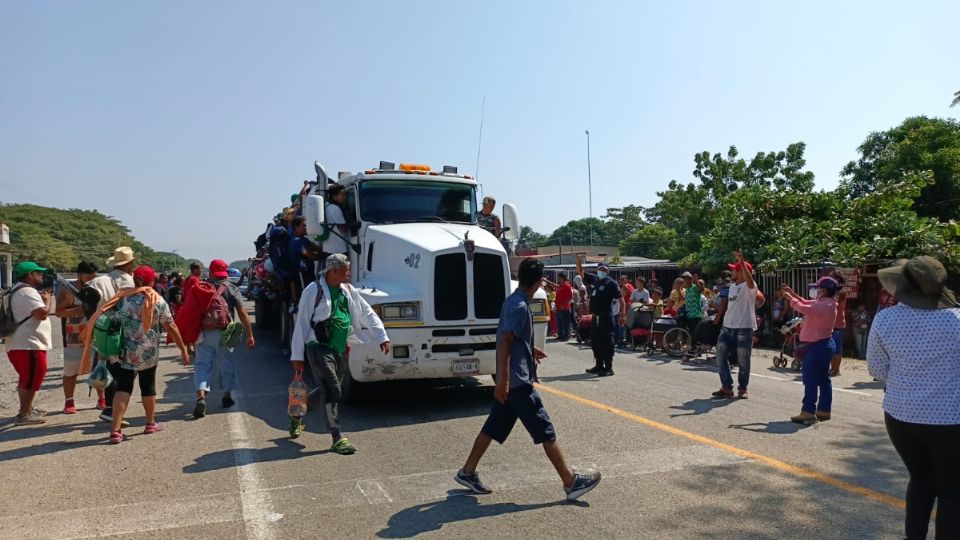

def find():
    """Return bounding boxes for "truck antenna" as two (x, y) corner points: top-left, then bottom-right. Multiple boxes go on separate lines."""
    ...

(474, 93), (486, 182)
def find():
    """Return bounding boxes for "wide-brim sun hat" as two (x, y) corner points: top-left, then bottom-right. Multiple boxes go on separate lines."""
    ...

(106, 246), (136, 268)
(878, 255), (956, 310)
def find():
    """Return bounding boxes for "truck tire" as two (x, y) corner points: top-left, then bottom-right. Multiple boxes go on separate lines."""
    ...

(254, 297), (276, 330)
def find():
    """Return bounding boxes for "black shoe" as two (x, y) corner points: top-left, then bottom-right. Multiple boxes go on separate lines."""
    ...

(193, 398), (207, 419)
(222, 393), (235, 409)
(585, 366), (602, 374)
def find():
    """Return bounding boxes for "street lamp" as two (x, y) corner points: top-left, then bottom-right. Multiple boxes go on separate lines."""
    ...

(585, 130), (593, 246)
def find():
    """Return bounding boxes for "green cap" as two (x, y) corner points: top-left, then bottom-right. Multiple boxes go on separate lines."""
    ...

(291, 193), (299, 203)
(14, 261), (47, 278)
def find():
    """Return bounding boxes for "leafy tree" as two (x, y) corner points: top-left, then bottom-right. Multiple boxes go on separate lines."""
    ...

(547, 218), (612, 246)
(619, 223), (682, 260)
(0, 203), (193, 273)
(952, 90), (960, 108)
(602, 205), (645, 244)
(841, 116), (960, 222)
(519, 225), (548, 248)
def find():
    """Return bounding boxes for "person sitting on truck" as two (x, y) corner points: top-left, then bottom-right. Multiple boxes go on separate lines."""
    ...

(289, 254), (390, 454)
(319, 184), (350, 261)
(476, 195), (502, 238)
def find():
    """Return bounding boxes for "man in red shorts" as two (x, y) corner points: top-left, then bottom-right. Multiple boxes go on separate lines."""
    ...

(6, 261), (55, 425)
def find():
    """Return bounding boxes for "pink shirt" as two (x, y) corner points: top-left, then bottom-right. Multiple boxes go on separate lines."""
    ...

(790, 297), (837, 343)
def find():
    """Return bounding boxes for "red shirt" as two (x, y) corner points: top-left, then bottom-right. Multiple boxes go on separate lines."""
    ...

(555, 282), (573, 310)
(621, 283), (635, 303)
(183, 275), (201, 300)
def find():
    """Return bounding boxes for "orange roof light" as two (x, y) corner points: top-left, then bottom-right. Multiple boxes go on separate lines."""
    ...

(399, 163), (431, 172)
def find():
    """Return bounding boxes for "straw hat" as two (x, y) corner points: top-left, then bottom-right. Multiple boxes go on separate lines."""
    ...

(878, 256), (956, 310)
(106, 246), (136, 268)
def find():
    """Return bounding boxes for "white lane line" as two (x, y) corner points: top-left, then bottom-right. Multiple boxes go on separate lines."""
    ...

(228, 390), (280, 540)
(750, 373), (872, 396)
(356, 480), (394, 504)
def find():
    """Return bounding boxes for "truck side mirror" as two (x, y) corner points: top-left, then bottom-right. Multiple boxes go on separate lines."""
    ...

(304, 194), (326, 236)
(314, 161), (329, 184)
(502, 203), (520, 242)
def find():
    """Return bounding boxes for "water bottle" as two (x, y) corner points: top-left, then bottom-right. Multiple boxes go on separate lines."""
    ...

(288, 371), (307, 418)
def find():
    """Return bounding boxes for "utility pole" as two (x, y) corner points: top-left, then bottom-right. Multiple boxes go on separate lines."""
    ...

(585, 130), (593, 246)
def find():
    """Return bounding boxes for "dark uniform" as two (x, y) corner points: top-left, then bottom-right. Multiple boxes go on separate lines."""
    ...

(584, 272), (620, 376)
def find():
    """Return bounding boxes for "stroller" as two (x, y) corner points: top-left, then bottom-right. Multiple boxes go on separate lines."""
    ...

(773, 316), (804, 370)
(683, 315), (721, 364)
(626, 303), (655, 350)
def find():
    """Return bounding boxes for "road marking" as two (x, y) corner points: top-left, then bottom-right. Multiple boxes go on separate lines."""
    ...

(750, 373), (873, 396)
(356, 479), (394, 504)
(535, 383), (905, 510)
(228, 390), (280, 539)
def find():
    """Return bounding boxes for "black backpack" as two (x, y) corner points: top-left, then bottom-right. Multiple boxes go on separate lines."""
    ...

(268, 225), (295, 280)
(0, 284), (34, 338)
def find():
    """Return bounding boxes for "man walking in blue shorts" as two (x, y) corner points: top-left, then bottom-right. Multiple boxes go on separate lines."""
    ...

(455, 258), (601, 501)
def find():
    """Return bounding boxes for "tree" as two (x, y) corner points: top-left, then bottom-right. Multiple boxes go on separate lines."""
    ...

(547, 218), (611, 246)
(518, 226), (548, 248)
(841, 116), (960, 222)
(603, 205), (645, 245)
(619, 223), (682, 260)
(952, 90), (960, 108)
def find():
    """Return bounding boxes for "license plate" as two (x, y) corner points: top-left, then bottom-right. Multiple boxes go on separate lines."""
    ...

(453, 359), (479, 376)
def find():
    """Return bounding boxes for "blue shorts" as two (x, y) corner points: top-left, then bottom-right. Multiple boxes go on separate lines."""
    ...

(481, 385), (556, 445)
(832, 329), (844, 355)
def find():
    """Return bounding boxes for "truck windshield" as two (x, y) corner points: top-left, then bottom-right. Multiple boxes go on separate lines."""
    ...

(359, 180), (477, 224)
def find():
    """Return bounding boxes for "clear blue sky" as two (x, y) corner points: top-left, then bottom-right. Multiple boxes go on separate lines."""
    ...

(1, 1), (957, 264)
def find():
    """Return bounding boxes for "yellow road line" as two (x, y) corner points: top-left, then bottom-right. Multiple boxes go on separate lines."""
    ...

(536, 383), (905, 510)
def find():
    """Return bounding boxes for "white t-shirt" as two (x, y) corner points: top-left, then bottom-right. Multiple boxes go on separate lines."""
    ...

(87, 269), (135, 309)
(630, 289), (651, 304)
(8, 285), (53, 350)
(723, 281), (758, 330)
(322, 203), (349, 254)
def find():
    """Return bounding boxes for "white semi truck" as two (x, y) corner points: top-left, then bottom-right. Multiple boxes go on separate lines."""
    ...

(295, 160), (548, 398)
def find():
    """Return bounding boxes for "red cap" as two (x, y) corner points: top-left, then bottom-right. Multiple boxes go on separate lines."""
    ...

(209, 259), (229, 279)
(727, 261), (754, 274)
(133, 265), (156, 286)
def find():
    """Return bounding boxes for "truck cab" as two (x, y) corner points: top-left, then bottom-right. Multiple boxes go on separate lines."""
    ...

(302, 161), (548, 394)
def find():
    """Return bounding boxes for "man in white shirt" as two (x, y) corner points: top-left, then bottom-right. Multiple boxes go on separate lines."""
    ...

(5, 262), (55, 425)
(712, 251), (758, 399)
(321, 184), (350, 259)
(630, 277), (651, 305)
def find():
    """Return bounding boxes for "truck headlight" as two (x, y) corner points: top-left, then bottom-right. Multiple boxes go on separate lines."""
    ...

(375, 302), (421, 321)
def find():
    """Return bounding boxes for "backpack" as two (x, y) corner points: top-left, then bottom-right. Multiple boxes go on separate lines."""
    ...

(0, 284), (33, 338)
(268, 225), (295, 280)
(202, 284), (231, 330)
(92, 311), (124, 359)
(310, 282), (332, 343)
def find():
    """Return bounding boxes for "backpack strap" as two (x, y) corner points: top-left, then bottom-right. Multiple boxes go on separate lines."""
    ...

(8, 284), (38, 327)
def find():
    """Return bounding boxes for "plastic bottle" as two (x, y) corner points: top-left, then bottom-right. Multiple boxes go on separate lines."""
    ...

(288, 371), (307, 418)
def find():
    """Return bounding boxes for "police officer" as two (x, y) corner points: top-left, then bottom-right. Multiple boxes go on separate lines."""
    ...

(577, 259), (620, 377)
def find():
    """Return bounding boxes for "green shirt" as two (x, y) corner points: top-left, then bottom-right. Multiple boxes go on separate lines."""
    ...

(327, 286), (351, 354)
(685, 283), (703, 318)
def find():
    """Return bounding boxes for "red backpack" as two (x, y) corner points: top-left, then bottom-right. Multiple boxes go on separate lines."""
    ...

(201, 284), (231, 330)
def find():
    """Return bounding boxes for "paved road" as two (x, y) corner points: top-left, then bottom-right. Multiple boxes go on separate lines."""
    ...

(0, 307), (909, 539)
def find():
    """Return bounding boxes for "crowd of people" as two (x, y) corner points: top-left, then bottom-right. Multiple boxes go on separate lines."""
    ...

(3, 247), (254, 444)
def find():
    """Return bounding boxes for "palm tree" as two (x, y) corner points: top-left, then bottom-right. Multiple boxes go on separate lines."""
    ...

(952, 90), (960, 108)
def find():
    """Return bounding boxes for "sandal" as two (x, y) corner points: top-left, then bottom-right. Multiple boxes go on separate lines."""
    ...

(143, 422), (164, 434)
(108, 431), (128, 444)
(288, 417), (304, 439)
(331, 438), (357, 455)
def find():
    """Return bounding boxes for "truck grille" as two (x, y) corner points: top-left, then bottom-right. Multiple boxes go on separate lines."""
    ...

(473, 253), (506, 319)
(434, 254), (467, 320)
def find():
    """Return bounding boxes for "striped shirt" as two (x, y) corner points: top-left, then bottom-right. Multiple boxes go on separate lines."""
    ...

(867, 304), (960, 425)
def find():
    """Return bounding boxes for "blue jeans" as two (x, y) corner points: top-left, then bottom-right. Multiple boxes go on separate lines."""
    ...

(194, 329), (237, 393)
(556, 309), (572, 340)
(716, 327), (753, 390)
(800, 337), (835, 413)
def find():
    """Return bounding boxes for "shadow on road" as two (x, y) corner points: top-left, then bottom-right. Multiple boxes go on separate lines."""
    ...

(376, 490), (581, 538)
(668, 397), (738, 417)
(183, 437), (328, 473)
(538, 372), (600, 383)
(728, 421), (811, 434)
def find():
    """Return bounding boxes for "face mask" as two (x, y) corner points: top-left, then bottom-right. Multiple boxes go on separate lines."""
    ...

(808, 288), (821, 299)
(597, 271), (607, 279)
